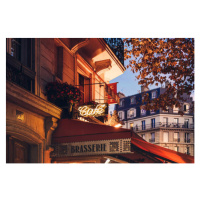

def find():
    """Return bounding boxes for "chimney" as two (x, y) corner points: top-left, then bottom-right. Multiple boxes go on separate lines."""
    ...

(141, 85), (149, 92)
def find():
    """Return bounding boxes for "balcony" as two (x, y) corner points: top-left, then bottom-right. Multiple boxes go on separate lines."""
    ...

(184, 139), (191, 143)
(133, 122), (194, 132)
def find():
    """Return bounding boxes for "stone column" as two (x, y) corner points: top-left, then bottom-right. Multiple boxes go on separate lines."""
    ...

(44, 116), (58, 163)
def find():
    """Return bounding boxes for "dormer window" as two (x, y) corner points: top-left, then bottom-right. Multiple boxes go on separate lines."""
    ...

(173, 105), (179, 113)
(120, 99), (124, 107)
(130, 96), (136, 104)
(118, 111), (124, 120)
(141, 106), (146, 116)
(152, 91), (157, 99)
(127, 108), (136, 118)
(183, 103), (189, 114)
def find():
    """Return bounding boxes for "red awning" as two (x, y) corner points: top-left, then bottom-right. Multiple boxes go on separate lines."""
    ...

(52, 119), (194, 163)
(52, 119), (131, 143)
(130, 133), (194, 163)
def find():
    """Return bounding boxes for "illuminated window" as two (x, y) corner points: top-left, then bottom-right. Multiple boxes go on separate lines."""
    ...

(127, 108), (136, 118)
(174, 146), (179, 152)
(173, 105), (179, 113)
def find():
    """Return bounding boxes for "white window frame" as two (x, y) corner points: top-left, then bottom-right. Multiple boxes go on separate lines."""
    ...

(183, 103), (189, 114)
(130, 96), (136, 104)
(127, 108), (136, 118)
(119, 99), (124, 107)
(141, 106), (146, 116)
(173, 105), (179, 113)
(118, 111), (124, 120)
(152, 91), (157, 99)
(163, 132), (169, 142)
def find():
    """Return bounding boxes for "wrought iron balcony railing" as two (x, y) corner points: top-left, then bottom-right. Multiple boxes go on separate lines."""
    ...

(133, 122), (194, 132)
(184, 139), (191, 143)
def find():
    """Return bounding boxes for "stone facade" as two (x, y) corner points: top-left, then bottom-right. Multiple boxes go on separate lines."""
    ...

(6, 38), (125, 163)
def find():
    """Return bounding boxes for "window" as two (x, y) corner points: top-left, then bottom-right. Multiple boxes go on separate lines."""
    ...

(141, 106), (146, 116)
(173, 105), (179, 113)
(152, 91), (157, 99)
(6, 38), (35, 93)
(163, 132), (169, 142)
(186, 147), (190, 155)
(151, 118), (155, 128)
(11, 38), (21, 60)
(185, 133), (190, 143)
(120, 99), (124, 107)
(141, 134), (145, 140)
(118, 111), (124, 120)
(163, 117), (168, 126)
(130, 123), (133, 130)
(184, 119), (189, 128)
(173, 118), (179, 127)
(162, 106), (169, 113)
(149, 133), (155, 142)
(79, 74), (90, 105)
(174, 132), (180, 142)
(130, 96), (136, 104)
(174, 146), (179, 152)
(127, 108), (136, 118)
(184, 104), (189, 113)
(142, 120), (145, 130)
(56, 46), (64, 80)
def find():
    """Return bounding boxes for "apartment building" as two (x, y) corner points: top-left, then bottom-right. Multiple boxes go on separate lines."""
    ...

(115, 85), (194, 156)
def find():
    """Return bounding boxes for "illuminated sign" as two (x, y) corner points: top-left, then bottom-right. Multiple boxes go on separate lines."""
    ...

(51, 138), (131, 157)
(78, 103), (108, 117)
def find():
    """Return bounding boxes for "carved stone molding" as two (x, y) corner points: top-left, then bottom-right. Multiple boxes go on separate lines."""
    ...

(95, 59), (112, 74)
(7, 81), (62, 119)
(71, 38), (90, 54)
(45, 117), (58, 150)
(6, 119), (45, 144)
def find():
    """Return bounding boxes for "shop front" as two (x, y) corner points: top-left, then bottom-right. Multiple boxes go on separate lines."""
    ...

(51, 119), (194, 163)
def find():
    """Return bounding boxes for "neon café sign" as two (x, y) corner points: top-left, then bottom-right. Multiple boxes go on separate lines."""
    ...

(78, 103), (108, 117)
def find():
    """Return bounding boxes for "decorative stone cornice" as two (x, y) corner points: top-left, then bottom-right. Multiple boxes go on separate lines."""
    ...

(6, 119), (45, 143)
(95, 59), (112, 74)
(45, 117), (59, 149)
(6, 81), (62, 119)
(71, 38), (90, 54)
